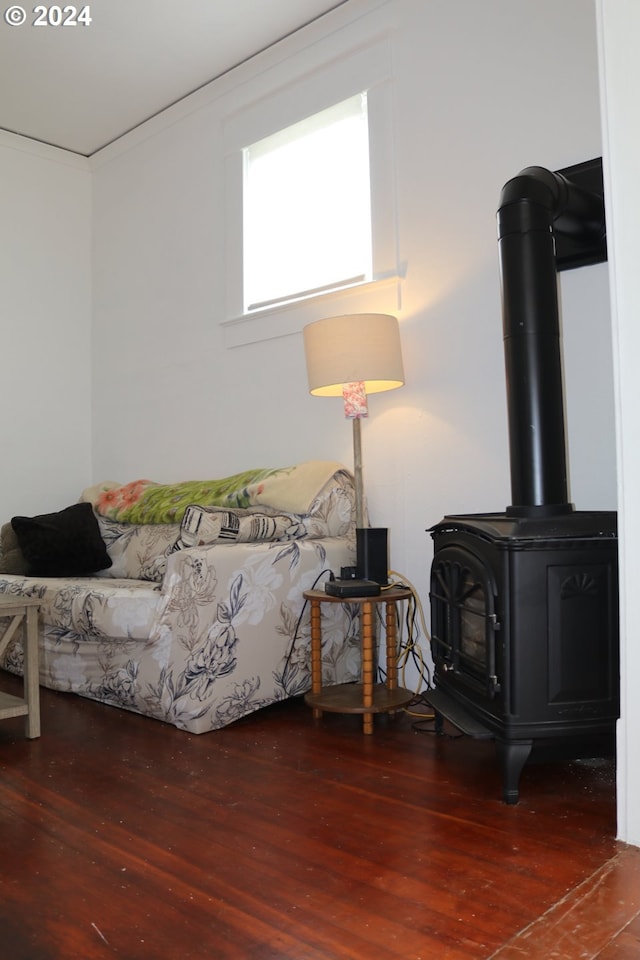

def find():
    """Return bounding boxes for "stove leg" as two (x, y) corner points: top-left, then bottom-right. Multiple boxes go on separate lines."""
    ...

(496, 740), (532, 804)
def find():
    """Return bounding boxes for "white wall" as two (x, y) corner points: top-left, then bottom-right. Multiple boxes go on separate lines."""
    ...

(597, 0), (640, 848)
(91, 0), (614, 631)
(0, 133), (92, 518)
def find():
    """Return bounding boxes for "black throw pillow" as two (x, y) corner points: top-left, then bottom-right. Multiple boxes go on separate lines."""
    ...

(11, 502), (113, 577)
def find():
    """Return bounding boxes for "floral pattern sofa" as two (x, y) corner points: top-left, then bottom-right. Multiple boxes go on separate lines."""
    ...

(0, 462), (360, 733)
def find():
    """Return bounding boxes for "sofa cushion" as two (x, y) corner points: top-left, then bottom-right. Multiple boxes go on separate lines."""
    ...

(96, 518), (181, 582)
(0, 574), (161, 641)
(0, 523), (28, 575)
(11, 503), (112, 577)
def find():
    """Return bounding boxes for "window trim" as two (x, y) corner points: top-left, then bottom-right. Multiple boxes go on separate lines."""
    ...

(221, 32), (400, 348)
(222, 274), (401, 348)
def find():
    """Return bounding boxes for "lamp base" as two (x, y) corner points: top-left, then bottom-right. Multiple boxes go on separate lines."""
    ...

(356, 528), (389, 585)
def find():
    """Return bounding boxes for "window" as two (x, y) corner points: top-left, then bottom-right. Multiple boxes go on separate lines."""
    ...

(243, 94), (372, 312)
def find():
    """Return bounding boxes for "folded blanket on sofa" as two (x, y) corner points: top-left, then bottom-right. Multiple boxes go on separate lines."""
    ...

(84, 460), (346, 524)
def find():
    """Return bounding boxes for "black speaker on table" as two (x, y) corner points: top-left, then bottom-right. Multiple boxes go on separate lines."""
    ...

(356, 527), (389, 585)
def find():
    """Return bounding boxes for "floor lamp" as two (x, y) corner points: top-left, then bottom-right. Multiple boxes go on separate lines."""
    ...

(303, 313), (405, 580)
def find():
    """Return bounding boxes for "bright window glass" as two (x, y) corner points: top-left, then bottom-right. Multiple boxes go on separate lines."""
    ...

(243, 93), (372, 312)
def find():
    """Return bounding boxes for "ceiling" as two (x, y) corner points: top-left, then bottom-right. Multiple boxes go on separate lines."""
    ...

(0, 0), (350, 156)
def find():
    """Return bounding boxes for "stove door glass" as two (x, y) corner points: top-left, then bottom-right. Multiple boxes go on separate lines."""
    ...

(430, 544), (500, 699)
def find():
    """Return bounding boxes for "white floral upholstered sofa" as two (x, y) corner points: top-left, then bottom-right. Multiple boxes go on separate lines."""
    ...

(0, 461), (359, 733)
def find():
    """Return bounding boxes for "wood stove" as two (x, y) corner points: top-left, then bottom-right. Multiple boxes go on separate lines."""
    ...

(427, 160), (619, 803)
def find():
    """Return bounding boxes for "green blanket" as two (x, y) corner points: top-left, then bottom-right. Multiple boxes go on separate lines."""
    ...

(86, 460), (345, 524)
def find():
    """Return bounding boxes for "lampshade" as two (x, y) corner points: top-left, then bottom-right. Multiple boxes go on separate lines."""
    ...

(303, 314), (404, 396)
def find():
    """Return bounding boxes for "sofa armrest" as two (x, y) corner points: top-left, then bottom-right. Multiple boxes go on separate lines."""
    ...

(147, 536), (358, 731)
(155, 535), (356, 646)
(301, 468), (356, 538)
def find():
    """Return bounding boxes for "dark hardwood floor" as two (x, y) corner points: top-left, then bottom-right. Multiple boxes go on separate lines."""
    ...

(0, 672), (638, 959)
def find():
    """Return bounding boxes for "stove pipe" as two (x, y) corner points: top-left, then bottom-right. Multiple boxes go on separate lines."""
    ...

(497, 166), (606, 518)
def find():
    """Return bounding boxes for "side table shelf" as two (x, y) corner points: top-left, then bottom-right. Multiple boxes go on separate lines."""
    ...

(0, 597), (41, 738)
(304, 586), (414, 734)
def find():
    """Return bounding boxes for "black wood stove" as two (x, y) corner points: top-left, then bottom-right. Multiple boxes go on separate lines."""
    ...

(427, 160), (619, 803)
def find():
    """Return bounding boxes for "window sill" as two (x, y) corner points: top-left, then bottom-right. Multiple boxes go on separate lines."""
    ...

(221, 274), (403, 348)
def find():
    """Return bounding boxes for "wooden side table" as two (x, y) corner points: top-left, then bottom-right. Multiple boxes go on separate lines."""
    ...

(0, 597), (41, 738)
(304, 586), (414, 734)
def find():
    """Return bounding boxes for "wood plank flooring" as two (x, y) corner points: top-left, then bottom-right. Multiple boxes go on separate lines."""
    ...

(0, 672), (638, 959)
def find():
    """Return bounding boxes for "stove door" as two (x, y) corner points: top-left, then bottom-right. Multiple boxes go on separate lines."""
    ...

(430, 543), (502, 699)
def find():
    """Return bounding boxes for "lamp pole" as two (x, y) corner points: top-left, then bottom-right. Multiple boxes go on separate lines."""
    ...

(352, 415), (364, 529)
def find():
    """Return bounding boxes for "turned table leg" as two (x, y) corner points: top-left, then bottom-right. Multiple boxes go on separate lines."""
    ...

(361, 600), (374, 734)
(309, 597), (323, 720)
(385, 599), (399, 693)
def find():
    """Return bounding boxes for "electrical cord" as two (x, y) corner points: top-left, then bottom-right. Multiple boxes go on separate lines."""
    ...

(382, 569), (435, 719)
(280, 567), (333, 694)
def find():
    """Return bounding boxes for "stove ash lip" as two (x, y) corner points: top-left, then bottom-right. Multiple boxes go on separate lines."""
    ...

(497, 164), (607, 518)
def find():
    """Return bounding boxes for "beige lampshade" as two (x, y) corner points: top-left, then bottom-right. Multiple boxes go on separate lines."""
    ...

(303, 314), (404, 396)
